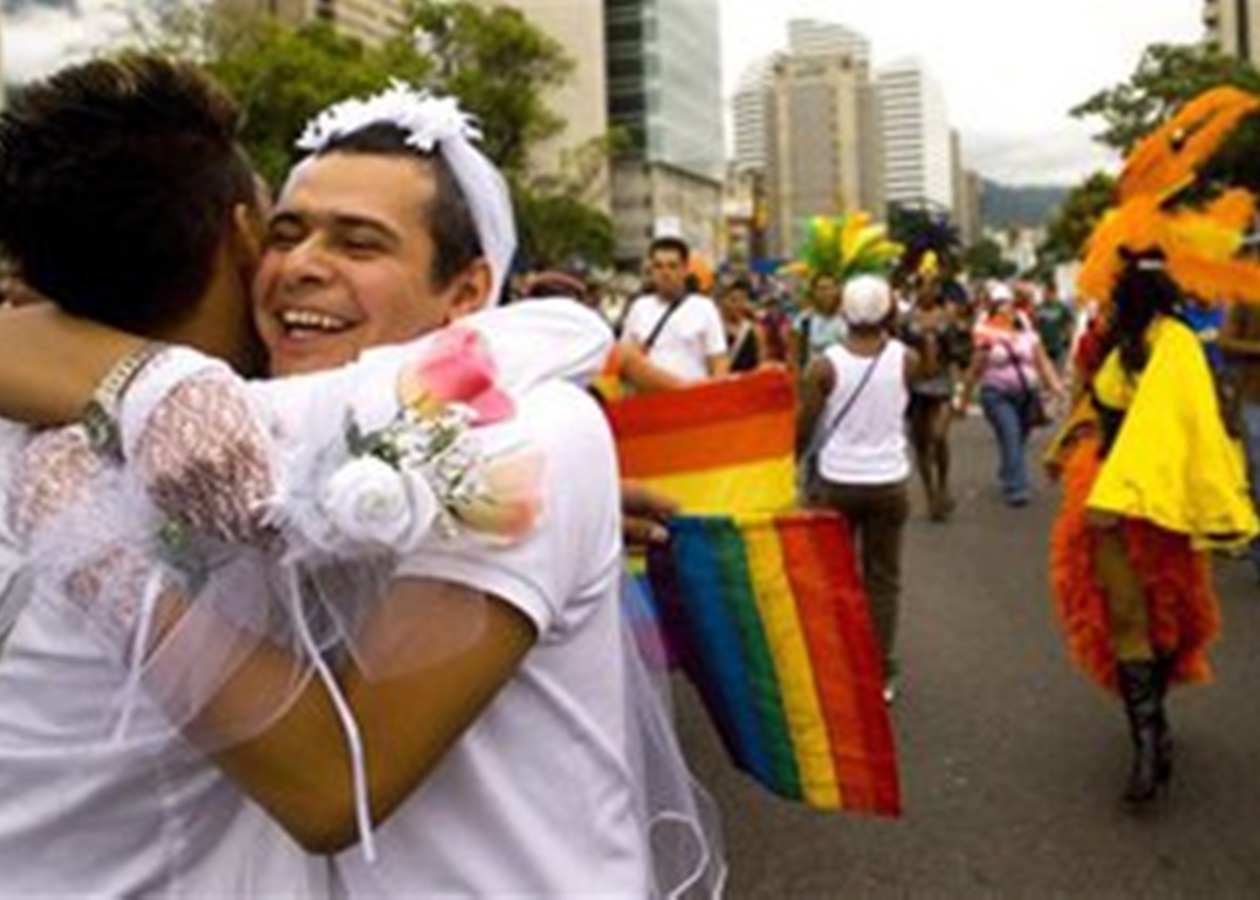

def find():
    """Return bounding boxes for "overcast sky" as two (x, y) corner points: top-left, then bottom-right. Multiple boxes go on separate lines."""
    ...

(721, 0), (1205, 185)
(5, 0), (1205, 186)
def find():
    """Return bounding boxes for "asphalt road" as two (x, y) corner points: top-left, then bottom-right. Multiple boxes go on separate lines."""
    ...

(675, 417), (1260, 898)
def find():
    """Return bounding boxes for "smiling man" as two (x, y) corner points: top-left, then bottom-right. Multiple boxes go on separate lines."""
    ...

(0, 77), (720, 897)
(256, 136), (490, 376)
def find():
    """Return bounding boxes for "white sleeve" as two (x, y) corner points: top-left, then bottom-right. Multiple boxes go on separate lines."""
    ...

(115, 349), (278, 543)
(701, 299), (730, 356)
(393, 382), (622, 634)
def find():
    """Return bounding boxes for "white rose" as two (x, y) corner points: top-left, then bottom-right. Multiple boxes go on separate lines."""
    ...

(321, 456), (438, 552)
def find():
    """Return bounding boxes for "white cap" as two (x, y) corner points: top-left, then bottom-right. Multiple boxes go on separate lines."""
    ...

(841, 275), (892, 325)
(989, 282), (1014, 304)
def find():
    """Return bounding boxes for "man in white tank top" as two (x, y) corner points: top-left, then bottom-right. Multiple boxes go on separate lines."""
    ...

(797, 275), (925, 704)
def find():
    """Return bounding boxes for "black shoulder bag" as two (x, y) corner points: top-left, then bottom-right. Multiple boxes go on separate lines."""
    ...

(642, 295), (690, 352)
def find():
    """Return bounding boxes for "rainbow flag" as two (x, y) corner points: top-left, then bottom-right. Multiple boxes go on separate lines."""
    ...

(649, 510), (901, 817)
(606, 369), (797, 514)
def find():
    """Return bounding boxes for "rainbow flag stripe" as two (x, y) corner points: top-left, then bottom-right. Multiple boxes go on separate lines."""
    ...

(607, 369), (797, 514)
(650, 511), (901, 816)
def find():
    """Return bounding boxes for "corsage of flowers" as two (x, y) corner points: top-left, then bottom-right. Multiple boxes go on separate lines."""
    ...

(315, 326), (542, 555)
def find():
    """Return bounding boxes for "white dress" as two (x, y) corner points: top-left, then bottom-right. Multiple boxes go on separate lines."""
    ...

(0, 301), (658, 897)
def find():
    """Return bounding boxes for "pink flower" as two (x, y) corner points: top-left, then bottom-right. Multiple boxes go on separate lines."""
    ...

(396, 326), (514, 425)
(455, 451), (544, 541)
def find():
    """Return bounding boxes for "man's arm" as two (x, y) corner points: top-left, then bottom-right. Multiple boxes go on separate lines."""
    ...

(796, 356), (835, 454)
(618, 340), (688, 392)
(184, 578), (534, 854)
(0, 304), (144, 424)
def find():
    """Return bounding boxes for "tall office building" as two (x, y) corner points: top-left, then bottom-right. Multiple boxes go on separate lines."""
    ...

(606, 0), (724, 264)
(761, 47), (882, 257)
(1204, 0), (1260, 66)
(732, 56), (776, 174)
(786, 18), (870, 66)
(876, 59), (954, 214)
(495, 0), (610, 212)
(762, 23), (883, 258)
(220, 0), (405, 46)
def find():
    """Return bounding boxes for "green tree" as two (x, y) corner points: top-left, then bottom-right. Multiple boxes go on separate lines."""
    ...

(516, 190), (614, 270)
(125, 0), (617, 268)
(1071, 42), (1260, 154)
(961, 237), (1016, 281)
(212, 19), (430, 184)
(403, 0), (573, 179)
(1038, 171), (1117, 266)
(123, 4), (429, 184)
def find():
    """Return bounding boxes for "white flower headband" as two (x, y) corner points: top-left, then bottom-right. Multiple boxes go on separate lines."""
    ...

(295, 81), (482, 154)
(295, 82), (517, 303)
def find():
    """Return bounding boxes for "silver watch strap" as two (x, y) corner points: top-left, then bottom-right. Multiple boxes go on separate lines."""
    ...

(83, 341), (168, 458)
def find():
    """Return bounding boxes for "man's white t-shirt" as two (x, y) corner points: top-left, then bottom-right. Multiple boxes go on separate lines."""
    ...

(336, 380), (648, 898)
(623, 293), (727, 382)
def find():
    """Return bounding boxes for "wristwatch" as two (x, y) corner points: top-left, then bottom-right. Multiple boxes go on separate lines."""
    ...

(82, 341), (168, 459)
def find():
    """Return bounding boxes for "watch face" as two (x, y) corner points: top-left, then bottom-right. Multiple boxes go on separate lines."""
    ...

(82, 402), (118, 456)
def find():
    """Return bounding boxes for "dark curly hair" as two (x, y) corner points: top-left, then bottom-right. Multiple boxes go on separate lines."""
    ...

(1110, 246), (1182, 377)
(0, 55), (257, 332)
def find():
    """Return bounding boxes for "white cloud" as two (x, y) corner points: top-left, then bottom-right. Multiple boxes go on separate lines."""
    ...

(720, 0), (1204, 185)
(3, 0), (129, 84)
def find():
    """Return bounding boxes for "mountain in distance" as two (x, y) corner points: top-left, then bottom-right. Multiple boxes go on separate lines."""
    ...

(3, 0), (77, 12)
(980, 179), (1068, 230)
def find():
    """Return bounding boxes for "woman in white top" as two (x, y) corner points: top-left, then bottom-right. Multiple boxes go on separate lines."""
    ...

(798, 275), (922, 703)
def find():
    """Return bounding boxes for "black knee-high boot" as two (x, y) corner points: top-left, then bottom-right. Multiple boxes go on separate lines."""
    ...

(1117, 661), (1170, 804)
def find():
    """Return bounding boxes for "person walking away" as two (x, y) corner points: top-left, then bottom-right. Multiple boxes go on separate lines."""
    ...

(797, 275), (922, 703)
(957, 284), (1066, 506)
(901, 274), (964, 520)
(1034, 281), (1076, 373)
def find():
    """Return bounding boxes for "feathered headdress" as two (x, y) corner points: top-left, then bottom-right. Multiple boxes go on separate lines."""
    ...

(782, 211), (902, 282)
(1078, 85), (1260, 308)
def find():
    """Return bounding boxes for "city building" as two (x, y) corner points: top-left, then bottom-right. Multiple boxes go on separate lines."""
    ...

(876, 59), (954, 215)
(1204, 0), (1260, 67)
(606, 0), (725, 265)
(764, 46), (883, 258)
(732, 55), (777, 175)
(786, 18), (870, 67)
(220, 0), (405, 46)
(494, 0), (610, 213)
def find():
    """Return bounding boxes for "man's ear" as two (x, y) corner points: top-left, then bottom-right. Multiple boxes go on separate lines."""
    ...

(447, 258), (495, 321)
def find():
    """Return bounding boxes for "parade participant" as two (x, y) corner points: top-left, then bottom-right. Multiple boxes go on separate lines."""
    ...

(718, 277), (767, 372)
(1219, 301), (1260, 579)
(798, 275), (922, 704)
(1047, 84), (1260, 806)
(956, 283), (1066, 507)
(621, 235), (729, 384)
(0, 54), (329, 898)
(0, 65), (719, 896)
(791, 271), (846, 368)
(901, 269), (966, 520)
(1034, 280), (1076, 372)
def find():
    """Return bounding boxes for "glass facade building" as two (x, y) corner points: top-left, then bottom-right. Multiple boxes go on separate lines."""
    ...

(605, 0), (723, 181)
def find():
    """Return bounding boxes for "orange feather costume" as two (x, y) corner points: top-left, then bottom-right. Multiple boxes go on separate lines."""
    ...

(1048, 86), (1260, 693)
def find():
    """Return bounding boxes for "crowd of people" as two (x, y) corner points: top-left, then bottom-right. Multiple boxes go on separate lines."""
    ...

(0, 52), (1258, 897)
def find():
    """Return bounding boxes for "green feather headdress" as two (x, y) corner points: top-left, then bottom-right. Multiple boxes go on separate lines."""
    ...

(783, 212), (903, 282)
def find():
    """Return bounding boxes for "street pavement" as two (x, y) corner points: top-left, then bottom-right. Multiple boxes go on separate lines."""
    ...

(674, 417), (1260, 897)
